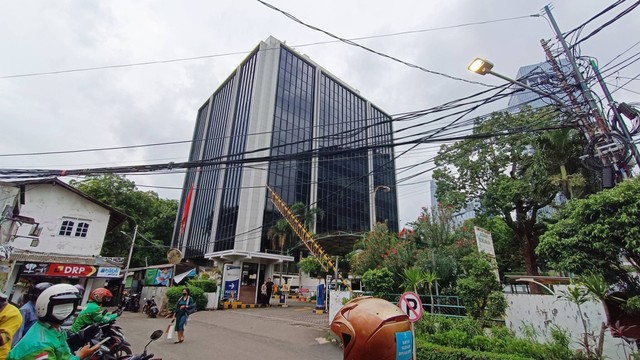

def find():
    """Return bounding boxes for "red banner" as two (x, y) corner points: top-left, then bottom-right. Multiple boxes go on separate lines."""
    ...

(46, 264), (97, 277)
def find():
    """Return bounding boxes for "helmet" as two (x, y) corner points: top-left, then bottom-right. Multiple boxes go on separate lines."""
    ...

(89, 288), (113, 304)
(35, 284), (81, 324)
(73, 284), (85, 295)
(27, 282), (53, 302)
(330, 297), (411, 360)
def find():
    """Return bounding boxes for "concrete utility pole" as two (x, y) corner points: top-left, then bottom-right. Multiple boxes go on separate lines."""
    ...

(544, 5), (631, 182)
(590, 60), (640, 170)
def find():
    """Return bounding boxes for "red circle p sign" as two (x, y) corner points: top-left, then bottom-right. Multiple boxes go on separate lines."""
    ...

(398, 292), (423, 323)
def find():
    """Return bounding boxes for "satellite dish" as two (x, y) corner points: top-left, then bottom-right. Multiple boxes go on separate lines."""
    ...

(167, 248), (183, 264)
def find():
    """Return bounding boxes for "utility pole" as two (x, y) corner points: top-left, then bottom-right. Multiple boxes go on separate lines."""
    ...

(590, 60), (640, 170)
(544, 5), (630, 182)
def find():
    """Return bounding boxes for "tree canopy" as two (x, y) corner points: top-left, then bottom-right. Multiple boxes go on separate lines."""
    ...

(70, 175), (178, 267)
(433, 106), (591, 279)
(538, 177), (640, 292)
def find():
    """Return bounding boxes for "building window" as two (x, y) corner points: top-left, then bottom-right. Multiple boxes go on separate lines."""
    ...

(58, 218), (91, 238)
(59, 220), (74, 236)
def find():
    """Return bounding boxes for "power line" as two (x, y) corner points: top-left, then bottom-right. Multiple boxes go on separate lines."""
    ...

(256, 0), (492, 87)
(1, 14), (543, 80)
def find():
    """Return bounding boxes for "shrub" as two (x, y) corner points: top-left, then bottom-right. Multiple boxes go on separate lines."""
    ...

(165, 285), (207, 312)
(361, 268), (394, 297)
(187, 278), (217, 292)
(417, 339), (531, 360)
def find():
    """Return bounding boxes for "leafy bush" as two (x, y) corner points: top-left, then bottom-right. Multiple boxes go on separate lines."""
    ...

(416, 317), (577, 360)
(457, 252), (507, 319)
(165, 285), (207, 312)
(361, 268), (394, 297)
(417, 339), (531, 360)
(187, 278), (217, 292)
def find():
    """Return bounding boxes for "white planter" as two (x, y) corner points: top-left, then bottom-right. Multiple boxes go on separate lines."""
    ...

(205, 291), (219, 310)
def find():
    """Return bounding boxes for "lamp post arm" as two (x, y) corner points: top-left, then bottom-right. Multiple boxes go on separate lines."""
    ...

(487, 70), (565, 106)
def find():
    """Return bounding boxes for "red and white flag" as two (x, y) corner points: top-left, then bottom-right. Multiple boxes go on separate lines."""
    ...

(179, 182), (195, 235)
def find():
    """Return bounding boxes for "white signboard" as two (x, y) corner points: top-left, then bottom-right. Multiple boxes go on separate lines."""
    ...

(398, 291), (423, 323)
(474, 226), (496, 257)
(97, 267), (121, 278)
(223, 264), (241, 300)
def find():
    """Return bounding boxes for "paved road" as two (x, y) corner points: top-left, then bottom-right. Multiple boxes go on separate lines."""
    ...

(116, 303), (343, 360)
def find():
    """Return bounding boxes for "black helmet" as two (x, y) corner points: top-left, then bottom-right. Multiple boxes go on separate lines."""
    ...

(27, 282), (53, 303)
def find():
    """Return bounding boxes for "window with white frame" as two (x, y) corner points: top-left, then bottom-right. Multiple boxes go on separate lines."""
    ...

(58, 218), (91, 238)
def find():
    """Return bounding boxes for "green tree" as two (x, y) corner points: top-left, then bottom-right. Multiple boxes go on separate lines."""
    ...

(456, 252), (507, 319)
(433, 107), (587, 282)
(538, 177), (640, 292)
(350, 223), (415, 289)
(70, 174), (178, 267)
(362, 268), (394, 298)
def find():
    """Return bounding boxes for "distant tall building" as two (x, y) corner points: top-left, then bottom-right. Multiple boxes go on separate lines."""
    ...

(507, 59), (572, 109)
(172, 36), (399, 303)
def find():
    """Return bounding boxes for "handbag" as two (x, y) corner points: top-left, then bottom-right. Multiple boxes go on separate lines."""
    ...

(186, 296), (197, 315)
(166, 321), (175, 340)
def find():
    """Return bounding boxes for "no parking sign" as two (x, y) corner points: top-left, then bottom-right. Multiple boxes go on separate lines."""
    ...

(398, 291), (423, 323)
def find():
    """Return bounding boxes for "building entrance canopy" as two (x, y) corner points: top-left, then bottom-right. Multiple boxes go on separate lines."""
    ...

(204, 249), (294, 264)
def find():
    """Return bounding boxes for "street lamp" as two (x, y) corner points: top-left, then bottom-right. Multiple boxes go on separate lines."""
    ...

(467, 58), (565, 106)
(371, 185), (391, 229)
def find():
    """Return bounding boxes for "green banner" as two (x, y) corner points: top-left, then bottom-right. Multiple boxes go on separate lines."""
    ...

(145, 269), (157, 285)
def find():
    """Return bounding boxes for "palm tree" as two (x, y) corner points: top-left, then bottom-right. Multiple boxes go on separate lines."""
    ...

(423, 271), (439, 316)
(267, 219), (290, 252)
(401, 267), (426, 294)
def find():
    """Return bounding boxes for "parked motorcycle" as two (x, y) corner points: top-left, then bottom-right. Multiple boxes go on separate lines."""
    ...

(129, 293), (141, 312)
(142, 297), (159, 318)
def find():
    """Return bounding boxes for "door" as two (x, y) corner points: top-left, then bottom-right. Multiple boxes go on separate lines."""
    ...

(239, 263), (258, 304)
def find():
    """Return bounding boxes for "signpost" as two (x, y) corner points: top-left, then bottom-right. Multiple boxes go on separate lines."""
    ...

(474, 226), (500, 280)
(398, 292), (423, 360)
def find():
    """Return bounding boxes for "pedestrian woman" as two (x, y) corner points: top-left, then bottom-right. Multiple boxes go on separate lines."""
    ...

(173, 288), (195, 344)
(260, 281), (268, 307)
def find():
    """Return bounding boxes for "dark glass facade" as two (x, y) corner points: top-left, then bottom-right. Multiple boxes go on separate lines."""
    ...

(316, 74), (370, 233)
(262, 48), (315, 251)
(370, 106), (398, 232)
(214, 51), (258, 252)
(174, 39), (399, 261)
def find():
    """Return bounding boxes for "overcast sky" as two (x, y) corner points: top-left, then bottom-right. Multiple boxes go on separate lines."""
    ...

(1, 1), (638, 228)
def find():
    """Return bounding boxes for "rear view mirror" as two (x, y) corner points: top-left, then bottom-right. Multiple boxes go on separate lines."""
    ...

(150, 329), (163, 340)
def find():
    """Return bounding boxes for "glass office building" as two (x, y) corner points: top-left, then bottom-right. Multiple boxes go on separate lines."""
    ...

(171, 37), (398, 302)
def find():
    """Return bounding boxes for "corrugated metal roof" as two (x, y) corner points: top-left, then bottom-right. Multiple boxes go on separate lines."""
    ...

(10, 250), (123, 267)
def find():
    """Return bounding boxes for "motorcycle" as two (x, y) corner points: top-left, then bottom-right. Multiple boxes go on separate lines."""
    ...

(125, 329), (164, 360)
(129, 293), (141, 312)
(68, 311), (132, 359)
(142, 297), (159, 318)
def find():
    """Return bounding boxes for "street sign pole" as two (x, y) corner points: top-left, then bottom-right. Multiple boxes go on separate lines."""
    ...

(398, 291), (423, 360)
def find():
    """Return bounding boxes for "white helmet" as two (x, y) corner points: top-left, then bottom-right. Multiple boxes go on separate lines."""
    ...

(35, 284), (81, 324)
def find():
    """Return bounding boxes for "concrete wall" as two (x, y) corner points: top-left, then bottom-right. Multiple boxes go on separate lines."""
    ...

(505, 293), (631, 360)
(13, 184), (109, 256)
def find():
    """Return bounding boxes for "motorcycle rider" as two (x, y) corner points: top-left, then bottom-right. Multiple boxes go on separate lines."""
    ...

(12, 282), (53, 347)
(69, 288), (118, 334)
(7, 284), (99, 360)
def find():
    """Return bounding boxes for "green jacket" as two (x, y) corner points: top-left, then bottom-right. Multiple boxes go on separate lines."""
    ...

(7, 321), (78, 360)
(69, 301), (117, 333)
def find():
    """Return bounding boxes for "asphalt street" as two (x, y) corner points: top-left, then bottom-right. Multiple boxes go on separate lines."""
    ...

(116, 302), (343, 360)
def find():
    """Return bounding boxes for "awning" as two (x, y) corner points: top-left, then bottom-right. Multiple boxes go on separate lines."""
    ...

(204, 249), (294, 263)
(174, 268), (196, 284)
(10, 250), (123, 267)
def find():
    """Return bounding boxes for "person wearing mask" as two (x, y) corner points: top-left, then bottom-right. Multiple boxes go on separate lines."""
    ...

(172, 288), (195, 344)
(12, 283), (52, 347)
(7, 284), (99, 360)
(260, 281), (268, 308)
(69, 288), (118, 334)
(0, 290), (22, 358)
